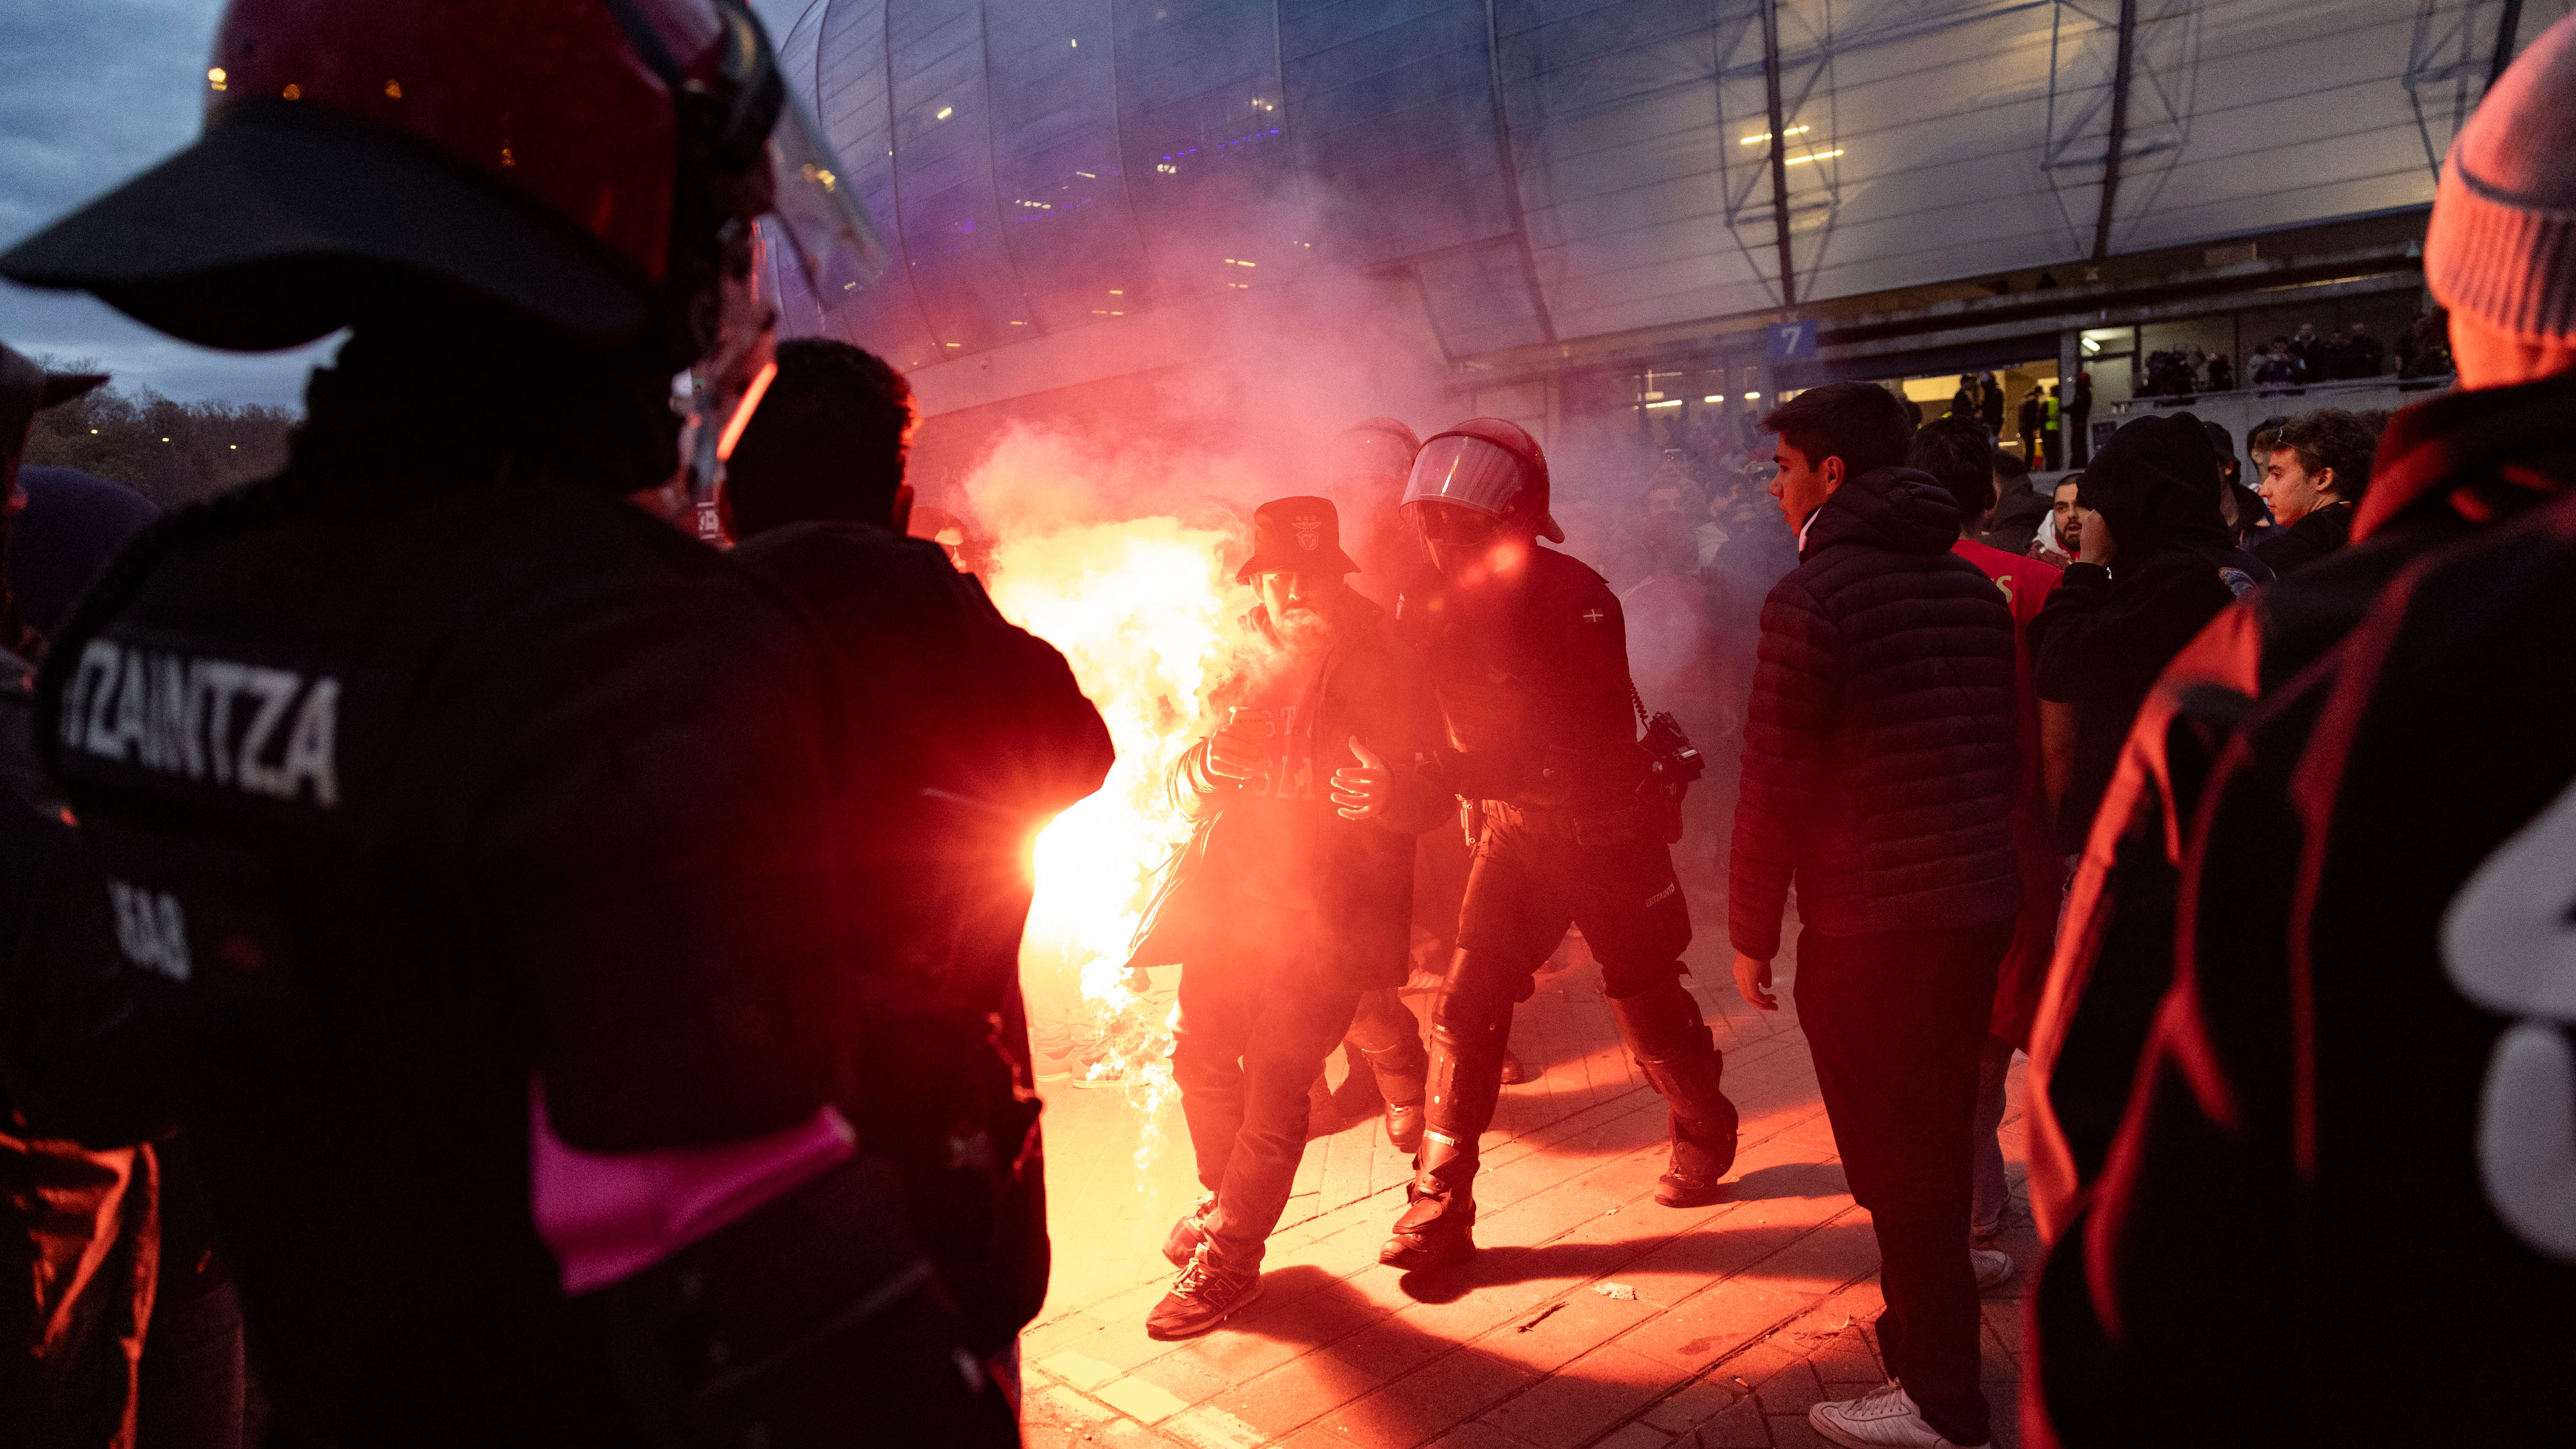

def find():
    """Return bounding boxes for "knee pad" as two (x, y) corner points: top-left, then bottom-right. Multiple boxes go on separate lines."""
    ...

(1600, 955), (1689, 1003)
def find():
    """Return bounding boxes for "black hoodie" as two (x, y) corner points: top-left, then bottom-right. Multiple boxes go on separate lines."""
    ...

(2030, 413), (2270, 852)
(1728, 467), (2021, 960)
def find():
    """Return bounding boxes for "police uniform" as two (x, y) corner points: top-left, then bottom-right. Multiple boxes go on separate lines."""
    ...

(1386, 543), (1739, 1261)
(28, 352), (917, 1445)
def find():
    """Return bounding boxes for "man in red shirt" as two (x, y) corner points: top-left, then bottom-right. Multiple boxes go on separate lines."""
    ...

(1907, 417), (2066, 1245)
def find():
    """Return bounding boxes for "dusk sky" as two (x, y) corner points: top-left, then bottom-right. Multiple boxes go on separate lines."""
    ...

(0, 0), (814, 408)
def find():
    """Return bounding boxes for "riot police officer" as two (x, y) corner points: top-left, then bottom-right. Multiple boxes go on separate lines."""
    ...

(0, 1), (1009, 1444)
(1382, 420), (1740, 1271)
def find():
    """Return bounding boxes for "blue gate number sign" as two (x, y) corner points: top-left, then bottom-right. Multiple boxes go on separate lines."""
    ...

(1765, 319), (1818, 362)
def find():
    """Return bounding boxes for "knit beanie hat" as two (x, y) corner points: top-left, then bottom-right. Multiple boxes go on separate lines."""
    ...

(2427, 13), (2576, 341)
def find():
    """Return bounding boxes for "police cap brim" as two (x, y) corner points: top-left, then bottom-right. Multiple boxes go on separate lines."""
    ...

(0, 103), (653, 352)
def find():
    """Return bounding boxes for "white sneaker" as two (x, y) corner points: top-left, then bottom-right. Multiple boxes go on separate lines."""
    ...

(1808, 1382), (1991, 1449)
(1971, 1246), (2015, 1291)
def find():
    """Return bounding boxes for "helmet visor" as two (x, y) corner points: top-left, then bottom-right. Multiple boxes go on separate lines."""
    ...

(1327, 428), (1417, 486)
(763, 95), (892, 307)
(1402, 435), (1530, 520)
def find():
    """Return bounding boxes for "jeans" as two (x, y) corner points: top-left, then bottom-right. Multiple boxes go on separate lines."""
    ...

(1972, 1034), (2016, 1236)
(1171, 950), (1360, 1265)
(1796, 918), (2013, 1449)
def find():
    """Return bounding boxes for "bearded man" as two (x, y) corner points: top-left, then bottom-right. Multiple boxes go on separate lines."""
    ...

(1133, 497), (1446, 1338)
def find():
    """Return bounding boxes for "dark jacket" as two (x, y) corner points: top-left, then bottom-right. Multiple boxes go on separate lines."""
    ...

(1398, 546), (1641, 815)
(1728, 467), (2021, 960)
(5, 467), (157, 640)
(1, 645), (171, 1449)
(2250, 498), (2353, 575)
(2031, 415), (2270, 853)
(1133, 590), (1445, 990)
(2026, 367), (2576, 1234)
(728, 518), (1112, 1349)
(1981, 480), (2052, 556)
(32, 342), (861, 1445)
(2032, 491), (2576, 1447)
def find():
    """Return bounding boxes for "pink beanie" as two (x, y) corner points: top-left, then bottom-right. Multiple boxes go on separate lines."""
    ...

(2428, 13), (2576, 341)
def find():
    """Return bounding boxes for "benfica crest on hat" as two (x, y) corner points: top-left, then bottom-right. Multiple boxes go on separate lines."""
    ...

(1238, 495), (1359, 582)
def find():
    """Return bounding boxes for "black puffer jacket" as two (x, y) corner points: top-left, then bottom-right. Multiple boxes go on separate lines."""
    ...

(1728, 467), (2021, 960)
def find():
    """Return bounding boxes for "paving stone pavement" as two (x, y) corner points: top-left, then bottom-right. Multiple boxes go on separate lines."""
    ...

(1021, 924), (2038, 1449)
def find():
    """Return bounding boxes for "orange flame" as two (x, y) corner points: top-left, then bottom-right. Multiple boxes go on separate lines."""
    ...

(973, 429), (1269, 1178)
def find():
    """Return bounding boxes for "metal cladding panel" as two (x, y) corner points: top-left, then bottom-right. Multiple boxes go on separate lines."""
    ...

(2102, 0), (2509, 254)
(775, 0), (2541, 375)
(888, 0), (1024, 352)
(783, 0), (947, 369)
(986, 0), (1154, 332)
(1419, 238), (1546, 354)
(1779, 1), (2097, 304)
(1279, 0), (1514, 266)
(1111, 0), (1307, 299)
(1499, 0), (1778, 335)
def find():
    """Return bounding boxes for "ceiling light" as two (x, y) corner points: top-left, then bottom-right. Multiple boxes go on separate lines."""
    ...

(935, 106), (953, 120)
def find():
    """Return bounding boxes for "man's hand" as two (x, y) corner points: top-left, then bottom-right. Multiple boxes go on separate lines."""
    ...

(1330, 737), (1392, 821)
(1205, 722), (1270, 792)
(2077, 507), (2118, 568)
(1732, 951), (1778, 1011)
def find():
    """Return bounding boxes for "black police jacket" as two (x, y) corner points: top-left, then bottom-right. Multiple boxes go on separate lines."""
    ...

(32, 356), (856, 1447)
(1396, 545), (1643, 816)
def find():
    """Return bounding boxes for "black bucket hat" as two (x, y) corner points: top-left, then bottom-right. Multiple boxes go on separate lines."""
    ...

(1236, 495), (1359, 582)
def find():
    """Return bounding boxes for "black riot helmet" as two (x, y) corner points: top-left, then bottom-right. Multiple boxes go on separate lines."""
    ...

(1400, 418), (1563, 545)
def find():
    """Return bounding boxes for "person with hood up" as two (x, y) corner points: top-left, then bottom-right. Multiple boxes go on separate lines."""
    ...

(1133, 497), (1447, 1338)
(2029, 21), (2576, 1441)
(1728, 384), (2021, 1449)
(2028, 414), (2271, 856)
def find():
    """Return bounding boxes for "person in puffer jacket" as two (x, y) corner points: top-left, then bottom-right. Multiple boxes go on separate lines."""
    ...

(2029, 414), (2271, 855)
(1727, 382), (2021, 1449)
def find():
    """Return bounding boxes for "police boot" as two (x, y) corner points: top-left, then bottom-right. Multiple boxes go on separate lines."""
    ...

(1380, 993), (1508, 1270)
(1609, 981), (1741, 1207)
(1355, 1034), (1428, 1156)
(1381, 1131), (1481, 1272)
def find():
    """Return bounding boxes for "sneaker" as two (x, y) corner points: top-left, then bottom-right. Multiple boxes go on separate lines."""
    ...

(1162, 1194), (1216, 1268)
(1971, 1246), (2015, 1291)
(1068, 1057), (1127, 1089)
(1032, 1047), (1075, 1084)
(1143, 1243), (1263, 1340)
(1808, 1382), (1991, 1449)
